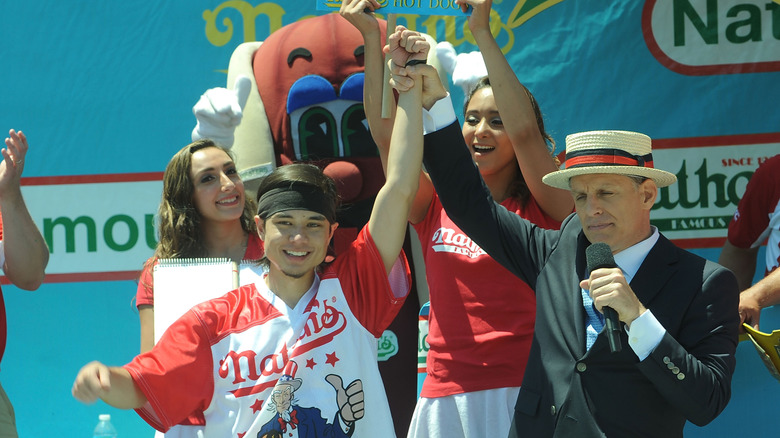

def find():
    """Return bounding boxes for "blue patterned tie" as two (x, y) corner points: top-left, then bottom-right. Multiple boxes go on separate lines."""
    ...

(582, 287), (605, 350)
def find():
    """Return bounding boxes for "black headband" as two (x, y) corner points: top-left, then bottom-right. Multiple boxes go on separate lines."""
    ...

(256, 183), (335, 221)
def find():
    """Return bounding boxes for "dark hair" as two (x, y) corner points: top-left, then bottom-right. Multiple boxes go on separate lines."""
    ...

(154, 139), (257, 259)
(255, 163), (340, 223)
(626, 175), (650, 187)
(463, 76), (556, 205)
(254, 163), (340, 269)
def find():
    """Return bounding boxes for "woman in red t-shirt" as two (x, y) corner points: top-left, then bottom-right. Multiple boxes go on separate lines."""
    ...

(136, 139), (262, 353)
(342, 0), (574, 436)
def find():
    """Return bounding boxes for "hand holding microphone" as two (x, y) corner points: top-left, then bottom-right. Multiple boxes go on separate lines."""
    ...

(584, 242), (624, 353)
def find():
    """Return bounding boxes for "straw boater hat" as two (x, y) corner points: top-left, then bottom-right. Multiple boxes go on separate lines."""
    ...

(542, 130), (677, 190)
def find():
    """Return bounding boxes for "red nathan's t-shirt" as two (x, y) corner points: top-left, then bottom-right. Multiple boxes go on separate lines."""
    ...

(413, 192), (561, 397)
(727, 154), (780, 276)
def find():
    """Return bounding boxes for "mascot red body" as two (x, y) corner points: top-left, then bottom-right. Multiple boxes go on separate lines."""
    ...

(230, 14), (387, 255)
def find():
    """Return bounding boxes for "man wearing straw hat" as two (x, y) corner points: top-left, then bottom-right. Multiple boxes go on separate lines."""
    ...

(391, 56), (740, 436)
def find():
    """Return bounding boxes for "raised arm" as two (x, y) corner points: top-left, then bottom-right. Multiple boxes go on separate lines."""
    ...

(341, 5), (436, 224)
(460, 0), (572, 221)
(340, 0), (394, 150)
(368, 28), (425, 274)
(1, 130), (49, 290)
(413, 90), (551, 285)
(385, 30), (546, 280)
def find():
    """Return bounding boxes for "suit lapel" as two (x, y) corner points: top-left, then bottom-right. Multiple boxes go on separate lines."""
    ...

(629, 235), (679, 307)
(572, 232), (590, 358)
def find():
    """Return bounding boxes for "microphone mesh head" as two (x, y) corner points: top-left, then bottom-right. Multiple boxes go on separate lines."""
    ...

(586, 242), (615, 273)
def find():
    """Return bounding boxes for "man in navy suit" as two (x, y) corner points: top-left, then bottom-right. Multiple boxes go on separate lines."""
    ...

(386, 43), (740, 436)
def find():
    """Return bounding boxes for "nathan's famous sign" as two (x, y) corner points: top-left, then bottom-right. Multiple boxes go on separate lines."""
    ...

(650, 133), (778, 247)
(643, 0), (780, 75)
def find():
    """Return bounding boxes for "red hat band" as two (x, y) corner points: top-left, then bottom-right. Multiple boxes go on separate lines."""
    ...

(565, 148), (654, 169)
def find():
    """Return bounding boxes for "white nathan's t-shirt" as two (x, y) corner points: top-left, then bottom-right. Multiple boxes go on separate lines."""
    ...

(125, 227), (410, 438)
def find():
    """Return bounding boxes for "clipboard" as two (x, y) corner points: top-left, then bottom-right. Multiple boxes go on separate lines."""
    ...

(153, 258), (263, 343)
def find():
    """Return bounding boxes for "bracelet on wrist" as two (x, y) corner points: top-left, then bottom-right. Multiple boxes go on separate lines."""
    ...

(405, 59), (426, 67)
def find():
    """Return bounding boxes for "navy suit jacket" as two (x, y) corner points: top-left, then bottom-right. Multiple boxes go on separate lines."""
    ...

(422, 122), (739, 437)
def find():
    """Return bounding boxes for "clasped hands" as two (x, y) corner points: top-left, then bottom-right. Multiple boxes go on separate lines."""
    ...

(384, 26), (448, 110)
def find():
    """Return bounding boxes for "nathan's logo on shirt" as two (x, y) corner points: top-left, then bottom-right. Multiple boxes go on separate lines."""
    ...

(431, 227), (486, 259)
(218, 297), (348, 397)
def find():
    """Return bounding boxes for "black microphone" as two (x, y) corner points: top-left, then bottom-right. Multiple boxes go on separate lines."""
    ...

(585, 242), (622, 353)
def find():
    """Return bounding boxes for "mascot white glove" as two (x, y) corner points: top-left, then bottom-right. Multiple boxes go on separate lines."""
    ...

(435, 41), (487, 102)
(191, 75), (252, 148)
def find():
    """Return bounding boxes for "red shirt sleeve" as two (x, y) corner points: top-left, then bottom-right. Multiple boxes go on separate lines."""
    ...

(124, 306), (217, 431)
(727, 157), (780, 248)
(135, 258), (155, 308)
(244, 232), (264, 260)
(324, 226), (410, 338)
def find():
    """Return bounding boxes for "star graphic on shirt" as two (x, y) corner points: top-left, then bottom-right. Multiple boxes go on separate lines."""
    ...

(250, 398), (264, 414)
(306, 357), (317, 369)
(238, 433), (246, 438)
(325, 351), (340, 367)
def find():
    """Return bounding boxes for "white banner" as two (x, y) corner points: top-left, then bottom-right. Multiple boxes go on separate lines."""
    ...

(20, 173), (161, 281)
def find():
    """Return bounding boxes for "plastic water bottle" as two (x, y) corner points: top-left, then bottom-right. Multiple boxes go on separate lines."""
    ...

(93, 414), (117, 438)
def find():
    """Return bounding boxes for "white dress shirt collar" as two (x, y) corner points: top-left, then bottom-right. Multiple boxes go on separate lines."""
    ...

(614, 226), (659, 284)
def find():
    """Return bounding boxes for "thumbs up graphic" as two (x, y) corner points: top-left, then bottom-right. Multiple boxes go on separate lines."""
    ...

(325, 374), (365, 424)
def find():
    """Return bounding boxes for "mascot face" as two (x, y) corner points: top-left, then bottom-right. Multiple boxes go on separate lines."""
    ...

(253, 14), (387, 234)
